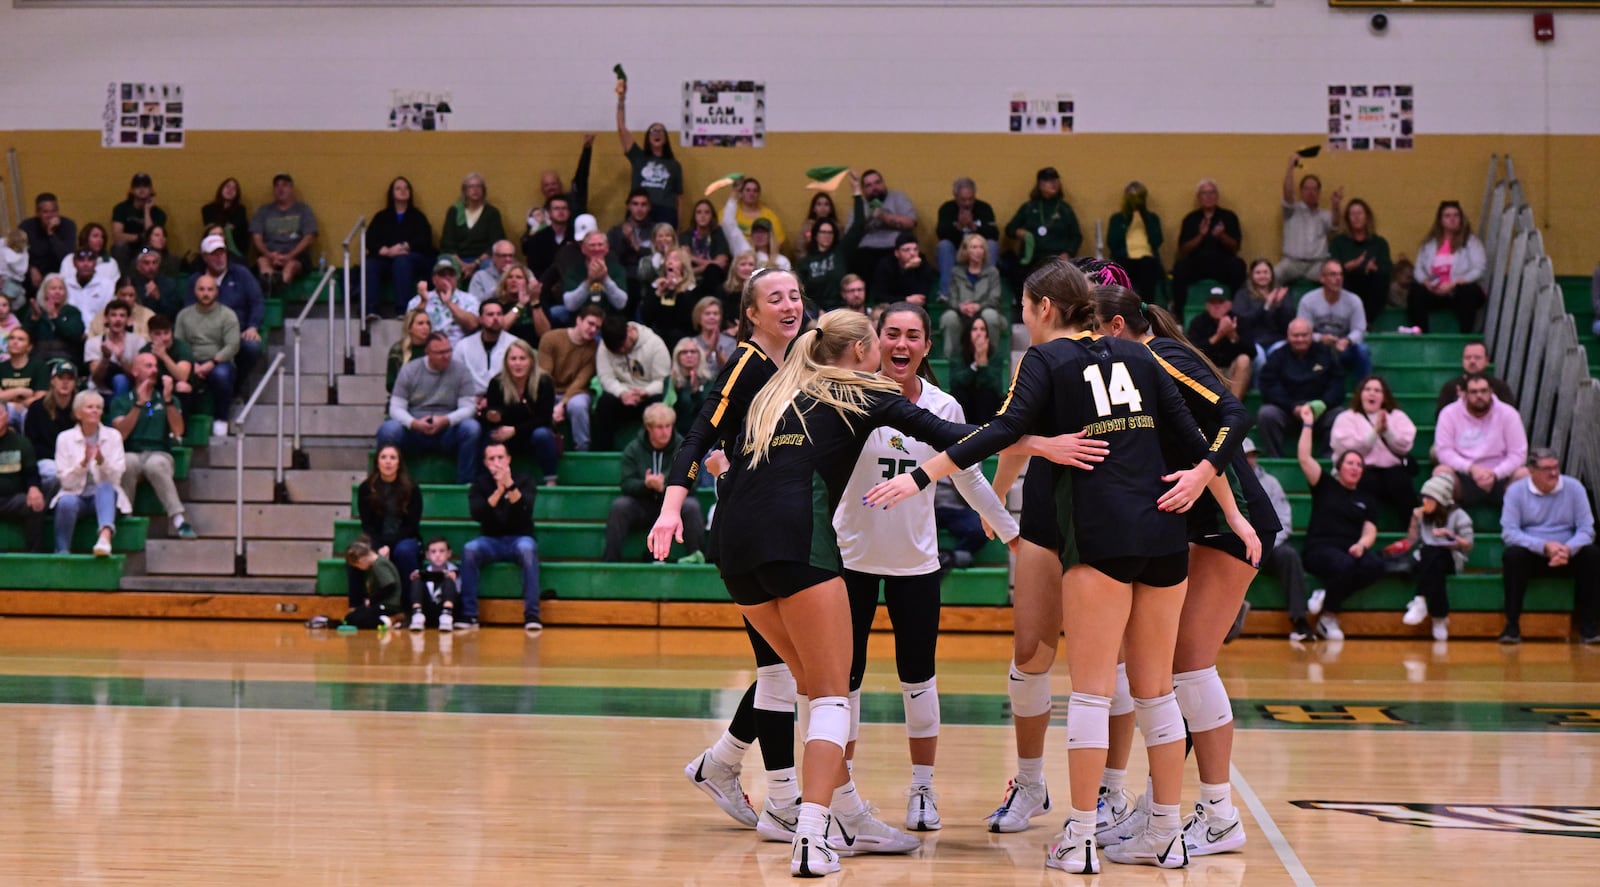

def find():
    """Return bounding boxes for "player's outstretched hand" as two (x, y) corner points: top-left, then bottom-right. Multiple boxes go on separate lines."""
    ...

(1028, 431), (1108, 470)
(648, 512), (683, 560)
(863, 473), (921, 511)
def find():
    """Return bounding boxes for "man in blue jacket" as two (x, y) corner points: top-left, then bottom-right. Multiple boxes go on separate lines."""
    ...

(1256, 317), (1345, 457)
(187, 235), (264, 387)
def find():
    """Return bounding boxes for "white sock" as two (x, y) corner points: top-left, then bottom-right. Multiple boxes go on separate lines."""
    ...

(797, 801), (829, 839)
(709, 731), (748, 768)
(1068, 806), (1096, 834)
(1101, 767), (1127, 794)
(172, 514), (187, 528)
(1200, 781), (1235, 819)
(1016, 755), (1044, 784)
(910, 763), (934, 789)
(1150, 801), (1181, 837)
(831, 779), (868, 818)
(767, 767), (799, 806)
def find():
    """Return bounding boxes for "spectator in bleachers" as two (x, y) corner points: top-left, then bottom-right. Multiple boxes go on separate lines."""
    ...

(670, 338), (712, 434)
(537, 304), (602, 452)
(616, 82), (683, 227)
(497, 265), (550, 343)
(107, 352), (195, 540)
(798, 191), (840, 257)
(1407, 200), (1488, 334)
(720, 177), (785, 259)
(608, 190), (656, 296)
(65, 249), (116, 322)
(1234, 258), (1294, 355)
(1276, 154), (1341, 285)
(1435, 341), (1516, 416)
(1401, 474), (1474, 642)
(593, 315), (670, 451)
(687, 296), (736, 380)
(720, 252), (757, 325)
(24, 274), (86, 367)
(50, 390), (130, 556)
(554, 231), (627, 326)
(406, 537), (459, 632)
(379, 331), (481, 485)
(1185, 285), (1254, 401)
(20, 192), (76, 290)
(1498, 448), (1598, 644)
(605, 402), (703, 562)
(140, 315), (193, 413)
(523, 194), (576, 281)
(140, 225), (183, 278)
(1331, 375), (1417, 529)
(61, 224), (118, 287)
(175, 274), (241, 436)
(24, 360), (76, 482)
(201, 177), (250, 263)
(85, 299), (145, 398)
(531, 134), (593, 224)
(639, 249), (701, 346)
(949, 315), (1005, 422)
(849, 169), (919, 280)
(1006, 167), (1081, 291)
(1169, 179), (1246, 318)
(1298, 259), (1371, 379)
(680, 199), (731, 293)
(938, 234), (1004, 362)
(452, 299), (517, 397)
(934, 178), (999, 299)
(468, 240), (517, 302)
(0, 292), (19, 338)
(747, 219), (790, 272)
(129, 248), (180, 322)
(1329, 199), (1393, 329)
(1432, 372), (1528, 508)
(87, 279), (151, 340)
(462, 440), (543, 631)
(0, 405), (51, 552)
(437, 173), (504, 282)
(365, 176), (435, 316)
(637, 224), (680, 291)
(352, 443), (423, 601)
(872, 232), (935, 307)
(109, 173), (166, 270)
(250, 173), (318, 287)
(1106, 180), (1165, 302)
(1242, 438), (1314, 641)
(405, 256), (479, 345)
(1592, 263), (1600, 338)
(838, 274), (871, 318)
(798, 183), (867, 310)
(1256, 318), (1345, 457)
(481, 337), (558, 485)
(2, 327), (49, 426)
(2, 232), (27, 304)
(387, 308), (431, 394)
(1296, 403), (1381, 641)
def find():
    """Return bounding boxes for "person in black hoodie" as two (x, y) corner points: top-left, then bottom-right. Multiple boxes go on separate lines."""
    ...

(348, 443), (423, 605)
(365, 177), (435, 317)
(461, 441), (541, 631)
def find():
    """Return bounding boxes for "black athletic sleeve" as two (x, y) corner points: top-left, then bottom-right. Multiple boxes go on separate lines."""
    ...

(1148, 342), (1247, 472)
(667, 343), (769, 489)
(943, 346), (1052, 469)
(869, 392), (975, 450)
(1150, 366), (1214, 468)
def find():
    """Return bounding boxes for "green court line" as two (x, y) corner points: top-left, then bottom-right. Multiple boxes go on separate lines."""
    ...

(0, 675), (1596, 732)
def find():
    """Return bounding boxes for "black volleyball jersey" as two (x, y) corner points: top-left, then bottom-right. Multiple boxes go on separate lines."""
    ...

(717, 384), (974, 576)
(1144, 338), (1281, 546)
(945, 332), (1212, 564)
(669, 340), (775, 488)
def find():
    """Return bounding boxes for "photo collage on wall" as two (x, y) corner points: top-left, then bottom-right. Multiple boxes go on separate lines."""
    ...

(388, 90), (454, 131)
(103, 82), (184, 149)
(682, 81), (765, 148)
(1328, 84), (1414, 151)
(1008, 92), (1074, 134)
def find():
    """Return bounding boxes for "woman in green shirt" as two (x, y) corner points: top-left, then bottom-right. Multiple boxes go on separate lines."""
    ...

(1328, 198), (1392, 328)
(797, 178), (867, 310)
(1005, 167), (1082, 292)
(949, 314), (1006, 422)
(438, 173), (506, 281)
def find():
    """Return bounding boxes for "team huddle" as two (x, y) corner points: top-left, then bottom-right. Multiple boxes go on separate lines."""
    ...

(648, 257), (1270, 877)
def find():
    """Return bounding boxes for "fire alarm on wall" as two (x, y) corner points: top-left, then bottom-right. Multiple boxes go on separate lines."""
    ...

(1534, 13), (1555, 42)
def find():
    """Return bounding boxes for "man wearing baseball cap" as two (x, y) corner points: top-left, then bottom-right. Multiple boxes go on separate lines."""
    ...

(249, 173), (319, 288)
(186, 234), (264, 390)
(111, 173), (167, 270)
(405, 255), (480, 345)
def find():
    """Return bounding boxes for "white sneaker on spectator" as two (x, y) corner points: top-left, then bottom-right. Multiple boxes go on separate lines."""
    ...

(408, 611), (425, 632)
(1403, 595), (1428, 626)
(92, 534), (113, 557)
(1432, 617), (1448, 642)
(985, 776), (1051, 833)
(1318, 613), (1344, 641)
(683, 748), (758, 828)
(524, 620), (543, 634)
(212, 419), (229, 438)
(438, 611), (454, 632)
(1307, 589), (1326, 617)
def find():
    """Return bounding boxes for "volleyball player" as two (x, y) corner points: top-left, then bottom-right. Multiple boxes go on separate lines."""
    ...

(1094, 285), (1281, 856)
(833, 302), (1021, 832)
(659, 267), (804, 836)
(866, 261), (1260, 873)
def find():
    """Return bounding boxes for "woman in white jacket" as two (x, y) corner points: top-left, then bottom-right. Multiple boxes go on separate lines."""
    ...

(51, 389), (131, 555)
(1406, 201), (1487, 333)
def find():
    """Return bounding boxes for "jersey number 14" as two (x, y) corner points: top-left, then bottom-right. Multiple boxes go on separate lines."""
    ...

(1082, 362), (1144, 416)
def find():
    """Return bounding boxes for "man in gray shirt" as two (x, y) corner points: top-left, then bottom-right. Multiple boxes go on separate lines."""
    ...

(1297, 260), (1370, 379)
(377, 331), (481, 483)
(847, 169), (918, 279)
(250, 173), (319, 287)
(1275, 154), (1341, 284)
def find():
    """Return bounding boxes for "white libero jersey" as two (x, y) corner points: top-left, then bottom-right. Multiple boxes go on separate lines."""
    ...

(835, 381), (1019, 576)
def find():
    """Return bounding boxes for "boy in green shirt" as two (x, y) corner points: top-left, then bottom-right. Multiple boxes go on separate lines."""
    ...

(343, 540), (403, 629)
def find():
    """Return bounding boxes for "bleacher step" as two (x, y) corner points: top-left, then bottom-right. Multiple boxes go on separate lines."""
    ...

(186, 467), (275, 503)
(286, 469), (370, 504)
(144, 538), (238, 575)
(336, 374), (390, 406)
(245, 540), (330, 577)
(242, 403), (386, 436)
(185, 502), (350, 538)
(118, 576), (315, 594)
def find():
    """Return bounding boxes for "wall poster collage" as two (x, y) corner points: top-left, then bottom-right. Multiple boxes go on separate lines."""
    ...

(1008, 91), (1075, 134)
(1328, 84), (1414, 151)
(103, 82), (184, 149)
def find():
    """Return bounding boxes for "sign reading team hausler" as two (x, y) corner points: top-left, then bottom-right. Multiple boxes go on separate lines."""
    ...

(682, 80), (766, 148)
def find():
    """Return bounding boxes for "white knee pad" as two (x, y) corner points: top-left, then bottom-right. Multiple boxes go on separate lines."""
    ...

(806, 696), (850, 752)
(1109, 662), (1135, 716)
(848, 688), (862, 743)
(755, 663), (796, 712)
(901, 678), (940, 739)
(1065, 692), (1112, 750)
(1134, 693), (1186, 749)
(1007, 660), (1053, 719)
(1173, 666), (1234, 732)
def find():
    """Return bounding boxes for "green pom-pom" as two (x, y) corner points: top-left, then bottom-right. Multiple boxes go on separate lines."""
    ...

(805, 166), (849, 181)
(613, 64), (627, 82)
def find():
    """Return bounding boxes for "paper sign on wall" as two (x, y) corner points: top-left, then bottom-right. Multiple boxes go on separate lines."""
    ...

(103, 82), (185, 148)
(1327, 84), (1413, 151)
(388, 90), (454, 131)
(1008, 92), (1074, 134)
(683, 80), (765, 148)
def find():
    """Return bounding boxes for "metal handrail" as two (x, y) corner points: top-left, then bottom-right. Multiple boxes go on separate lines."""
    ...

(341, 215), (368, 372)
(232, 352), (286, 576)
(291, 267), (339, 462)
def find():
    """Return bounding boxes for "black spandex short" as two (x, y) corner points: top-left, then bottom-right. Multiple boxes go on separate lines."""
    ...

(724, 561), (839, 606)
(1081, 549), (1189, 588)
(1191, 514), (1278, 566)
(1018, 458), (1061, 551)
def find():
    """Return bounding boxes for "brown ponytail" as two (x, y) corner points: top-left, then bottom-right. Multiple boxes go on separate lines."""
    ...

(1022, 258), (1095, 331)
(1092, 284), (1231, 386)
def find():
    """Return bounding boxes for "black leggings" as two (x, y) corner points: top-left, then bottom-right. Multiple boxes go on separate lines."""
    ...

(844, 569), (942, 692)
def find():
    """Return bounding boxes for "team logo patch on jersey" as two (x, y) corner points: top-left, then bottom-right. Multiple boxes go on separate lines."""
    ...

(888, 435), (911, 455)
(1292, 801), (1600, 840)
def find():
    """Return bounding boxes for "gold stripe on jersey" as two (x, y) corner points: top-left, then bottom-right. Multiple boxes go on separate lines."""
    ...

(709, 343), (763, 427)
(1148, 350), (1220, 405)
(995, 330), (1098, 418)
